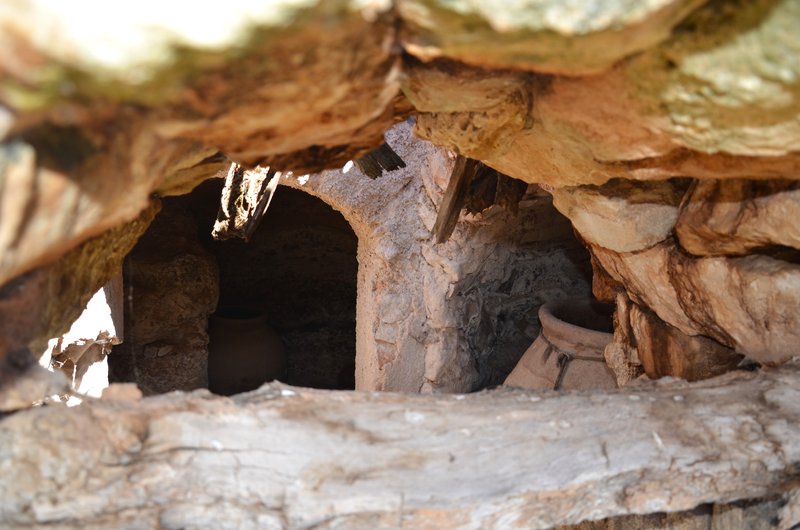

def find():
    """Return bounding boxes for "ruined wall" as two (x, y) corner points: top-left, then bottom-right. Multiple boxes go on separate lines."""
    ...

(107, 183), (359, 393)
(199, 181), (360, 391)
(109, 200), (219, 395)
(105, 121), (589, 395)
(282, 121), (590, 392)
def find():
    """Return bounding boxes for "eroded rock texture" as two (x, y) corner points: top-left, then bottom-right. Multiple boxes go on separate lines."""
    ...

(550, 173), (800, 373)
(676, 179), (800, 256)
(2, 364), (800, 529)
(0, 1), (799, 386)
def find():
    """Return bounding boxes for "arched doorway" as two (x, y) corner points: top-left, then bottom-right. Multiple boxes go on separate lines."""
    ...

(109, 180), (358, 394)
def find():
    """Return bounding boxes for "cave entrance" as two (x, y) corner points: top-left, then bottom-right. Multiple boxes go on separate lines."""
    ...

(109, 179), (358, 395)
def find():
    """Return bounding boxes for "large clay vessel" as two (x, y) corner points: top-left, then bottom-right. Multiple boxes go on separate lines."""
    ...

(504, 298), (617, 390)
(207, 307), (286, 396)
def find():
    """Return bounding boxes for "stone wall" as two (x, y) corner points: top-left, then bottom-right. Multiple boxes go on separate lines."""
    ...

(109, 199), (218, 395)
(282, 121), (590, 392)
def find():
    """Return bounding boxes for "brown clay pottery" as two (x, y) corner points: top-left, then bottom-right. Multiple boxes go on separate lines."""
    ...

(504, 298), (617, 390)
(207, 307), (286, 395)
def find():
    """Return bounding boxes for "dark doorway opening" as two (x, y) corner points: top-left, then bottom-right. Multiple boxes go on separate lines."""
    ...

(110, 179), (358, 394)
(204, 182), (358, 391)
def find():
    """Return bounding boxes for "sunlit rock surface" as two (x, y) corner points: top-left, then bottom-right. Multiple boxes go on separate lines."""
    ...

(0, 0), (799, 385)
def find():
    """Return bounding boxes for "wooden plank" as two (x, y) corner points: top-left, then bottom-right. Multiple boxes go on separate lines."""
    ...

(433, 155), (479, 243)
(2, 364), (800, 529)
(354, 142), (406, 179)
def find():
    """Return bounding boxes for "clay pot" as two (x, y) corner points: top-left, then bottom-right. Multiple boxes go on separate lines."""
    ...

(207, 307), (286, 396)
(504, 298), (617, 390)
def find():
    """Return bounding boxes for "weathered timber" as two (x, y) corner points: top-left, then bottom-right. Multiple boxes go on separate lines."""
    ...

(212, 164), (281, 242)
(354, 142), (407, 179)
(433, 155), (480, 243)
(464, 168), (528, 215)
(2, 363), (800, 529)
(493, 173), (529, 215)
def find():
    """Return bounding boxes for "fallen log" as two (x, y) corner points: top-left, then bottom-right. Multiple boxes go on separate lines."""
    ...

(2, 363), (800, 529)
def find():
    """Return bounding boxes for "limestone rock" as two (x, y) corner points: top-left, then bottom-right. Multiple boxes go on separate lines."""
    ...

(1, 0), (799, 318)
(588, 252), (623, 304)
(552, 179), (688, 252)
(398, 0), (704, 74)
(0, 2), (404, 293)
(626, 300), (742, 382)
(592, 242), (800, 365)
(2, 367), (800, 528)
(405, 0), (800, 187)
(603, 292), (645, 387)
(101, 383), (142, 402)
(0, 270), (48, 389)
(0, 1), (402, 168)
(676, 179), (800, 256)
(407, 59), (800, 189)
(0, 123), (213, 291)
(0, 363), (67, 412)
(636, 0), (800, 157)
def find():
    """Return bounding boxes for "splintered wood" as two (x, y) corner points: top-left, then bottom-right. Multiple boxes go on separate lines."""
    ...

(212, 163), (281, 242)
(433, 155), (528, 243)
(354, 142), (407, 179)
(2, 364), (800, 529)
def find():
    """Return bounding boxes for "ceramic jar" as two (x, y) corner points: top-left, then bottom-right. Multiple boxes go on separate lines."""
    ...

(504, 298), (617, 390)
(207, 307), (286, 395)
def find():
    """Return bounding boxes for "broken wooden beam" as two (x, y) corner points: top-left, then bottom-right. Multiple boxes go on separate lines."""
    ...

(353, 142), (406, 179)
(433, 155), (480, 243)
(212, 163), (281, 242)
(434, 156), (530, 243)
(2, 364), (800, 528)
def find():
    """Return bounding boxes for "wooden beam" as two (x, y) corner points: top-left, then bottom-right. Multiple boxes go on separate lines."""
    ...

(354, 142), (406, 179)
(2, 364), (800, 529)
(433, 155), (479, 243)
(212, 163), (281, 242)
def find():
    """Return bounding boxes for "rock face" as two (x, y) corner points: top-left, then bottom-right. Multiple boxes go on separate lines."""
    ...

(1, 365), (800, 529)
(398, 0), (705, 74)
(592, 241), (800, 367)
(109, 202), (218, 395)
(0, 1), (799, 386)
(548, 172), (800, 372)
(676, 179), (800, 256)
(552, 179), (688, 253)
(605, 292), (742, 384)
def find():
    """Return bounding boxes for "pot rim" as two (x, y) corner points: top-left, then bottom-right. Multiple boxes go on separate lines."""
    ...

(538, 298), (614, 352)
